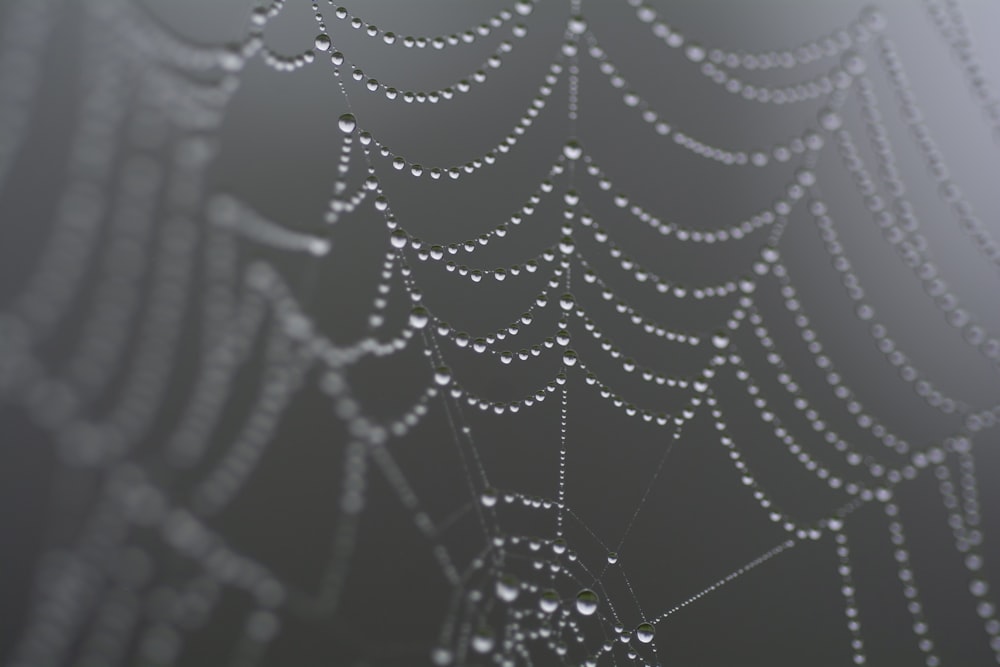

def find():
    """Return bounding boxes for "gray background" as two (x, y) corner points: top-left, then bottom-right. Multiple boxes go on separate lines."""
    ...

(2, 0), (1000, 665)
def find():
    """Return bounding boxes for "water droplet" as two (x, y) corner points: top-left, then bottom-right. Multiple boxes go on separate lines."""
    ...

(576, 589), (599, 616)
(635, 622), (655, 644)
(861, 5), (888, 32)
(481, 487), (498, 507)
(562, 349), (579, 367)
(818, 107), (842, 131)
(607, 551), (619, 564)
(431, 647), (453, 665)
(540, 589), (560, 613)
(390, 229), (408, 249)
(409, 306), (429, 329)
(338, 113), (357, 134)
(563, 139), (583, 160)
(434, 366), (452, 386)
(760, 246), (779, 263)
(515, 0), (534, 16)
(471, 628), (495, 653)
(685, 42), (706, 62)
(568, 16), (587, 34)
(496, 574), (520, 602)
(712, 332), (730, 349)
(842, 50), (866, 76)
(315, 34), (332, 52)
(559, 293), (575, 310)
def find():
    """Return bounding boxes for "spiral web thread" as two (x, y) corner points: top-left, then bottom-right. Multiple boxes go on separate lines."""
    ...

(0, 0), (999, 665)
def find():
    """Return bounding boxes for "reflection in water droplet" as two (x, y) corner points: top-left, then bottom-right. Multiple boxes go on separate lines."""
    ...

(635, 622), (655, 643)
(315, 34), (332, 52)
(576, 589), (598, 615)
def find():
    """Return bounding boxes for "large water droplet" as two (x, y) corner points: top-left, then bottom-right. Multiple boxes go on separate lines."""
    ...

(315, 34), (332, 52)
(635, 622), (655, 644)
(576, 589), (598, 616)
(338, 113), (357, 134)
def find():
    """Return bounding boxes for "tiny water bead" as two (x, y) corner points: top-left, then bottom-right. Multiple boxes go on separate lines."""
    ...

(539, 589), (560, 613)
(431, 648), (453, 665)
(635, 622), (655, 644)
(314, 34), (332, 52)
(576, 589), (599, 616)
(819, 107), (842, 131)
(712, 331), (731, 349)
(389, 228), (408, 248)
(515, 0), (534, 16)
(409, 306), (429, 329)
(563, 139), (583, 160)
(496, 574), (520, 602)
(433, 366), (452, 386)
(338, 113), (357, 134)
(471, 628), (495, 653)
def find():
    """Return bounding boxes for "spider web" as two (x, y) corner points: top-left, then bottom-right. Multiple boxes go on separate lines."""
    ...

(1, 0), (999, 666)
